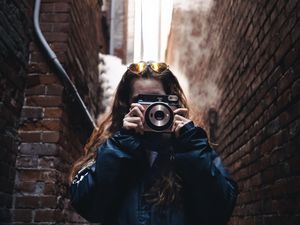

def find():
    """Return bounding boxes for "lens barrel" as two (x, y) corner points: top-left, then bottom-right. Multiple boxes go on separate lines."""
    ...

(145, 102), (174, 131)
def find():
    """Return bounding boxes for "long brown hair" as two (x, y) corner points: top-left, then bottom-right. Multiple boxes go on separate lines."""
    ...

(69, 66), (190, 206)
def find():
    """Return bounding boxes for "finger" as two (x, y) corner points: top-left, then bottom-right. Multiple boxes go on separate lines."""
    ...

(137, 123), (144, 134)
(174, 114), (190, 122)
(173, 120), (184, 130)
(171, 120), (179, 132)
(124, 117), (143, 124)
(172, 119), (183, 130)
(124, 111), (132, 118)
(173, 108), (188, 113)
(127, 108), (144, 121)
(126, 117), (143, 134)
(129, 107), (144, 121)
(123, 121), (138, 130)
(174, 108), (188, 117)
(173, 120), (182, 126)
(174, 122), (185, 137)
(133, 119), (144, 135)
(171, 122), (175, 132)
(172, 118), (190, 134)
(124, 117), (143, 126)
(130, 103), (145, 112)
(175, 122), (185, 131)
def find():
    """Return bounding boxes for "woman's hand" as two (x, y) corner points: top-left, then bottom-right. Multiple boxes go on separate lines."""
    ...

(171, 108), (191, 138)
(123, 103), (145, 135)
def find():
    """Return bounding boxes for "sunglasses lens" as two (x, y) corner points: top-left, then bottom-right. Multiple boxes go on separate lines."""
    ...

(128, 62), (169, 74)
(150, 63), (168, 73)
(129, 62), (147, 74)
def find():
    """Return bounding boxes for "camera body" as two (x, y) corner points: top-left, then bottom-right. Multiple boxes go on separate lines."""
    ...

(133, 94), (180, 133)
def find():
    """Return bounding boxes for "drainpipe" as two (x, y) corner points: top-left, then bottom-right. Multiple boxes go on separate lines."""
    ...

(109, 0), (115, 54)
(33, 0), (97, 136)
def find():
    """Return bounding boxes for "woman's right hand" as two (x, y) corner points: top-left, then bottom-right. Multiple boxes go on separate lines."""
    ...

(122, 103), (145, 135)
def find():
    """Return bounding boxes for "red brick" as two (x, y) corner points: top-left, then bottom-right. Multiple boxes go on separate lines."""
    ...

(264, 86), (278, 106)
(39, 196), (58, 208)
(26, 74), (61, 87)
(21, 107), (43, 119)
(38, 157), (59, 169)
(290, 20), (300, 42)
(19, 132), (41, 142)
(52, 22), (69, 32)
(55, 52), (67, 62)
(288, 118), (300, 139)
(165, 1), (300, 224)
(12, 209), (33, 222)
(291, 79), (300, 99)
(46, 84), (64, 95)
(15, 196), (40, 208)
(279, 101), (300, 126)
(14, 182), (36, 194)
(34, 209), (64, 222)
(29, 42), (38, 51)
(285, 0), (298, 13)
(49, 42), (68, 51)
(16, 155), (38, 168)
(3, 0), (106, 224)
(43, 182), (57, 195)
(15, 195), (58, 209)
(12, 1), (300, 225)
(275, 35), (293, 62)
(17, 169), (57, 183)
(19, 143), (59, 156)
(44, 32), (68, 42)
(44, 107), (63, 118)
(20, 119), (62, 131)
(28, 62), (50, 74)
(284, 43), (299, 65)
(25, 85), (46, 96)
(276, 89), (292, 112)
(26, 96), (62, 107)
(40, 22), (54, 32)
(43, 119), (63, 130)
(54, 2), (70, 12)
(41, 131), (61, 143)
(40, 13), (69, 23)
(40, 3), (55, 12)
(29, 51), (45, 63)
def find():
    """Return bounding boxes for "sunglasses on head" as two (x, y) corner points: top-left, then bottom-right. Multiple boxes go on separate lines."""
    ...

(127, 61), (169, 74)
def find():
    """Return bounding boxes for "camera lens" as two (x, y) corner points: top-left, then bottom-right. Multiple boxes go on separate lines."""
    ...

(154, 110), (165, 120)
(145, 102), (174, 131)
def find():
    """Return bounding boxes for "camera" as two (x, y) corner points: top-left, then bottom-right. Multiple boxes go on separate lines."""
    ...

(133, 94), (180, 133)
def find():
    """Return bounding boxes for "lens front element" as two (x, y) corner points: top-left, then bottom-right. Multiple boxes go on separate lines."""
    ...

(145, 103), (174, 131)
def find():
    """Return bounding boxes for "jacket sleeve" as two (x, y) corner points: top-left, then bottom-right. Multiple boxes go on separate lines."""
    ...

(173, 121), (238, 224)
(69, 129), (146, 223)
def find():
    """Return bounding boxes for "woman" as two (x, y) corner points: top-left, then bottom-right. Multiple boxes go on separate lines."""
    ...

(69, 61), (238, 225)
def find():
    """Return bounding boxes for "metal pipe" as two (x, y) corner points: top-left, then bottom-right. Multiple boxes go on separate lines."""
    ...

(109, 0), (115, 54)
(33, 0), (97, 132)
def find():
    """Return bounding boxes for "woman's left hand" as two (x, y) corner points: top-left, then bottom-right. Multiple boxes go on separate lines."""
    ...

(172, 108), (192, 138)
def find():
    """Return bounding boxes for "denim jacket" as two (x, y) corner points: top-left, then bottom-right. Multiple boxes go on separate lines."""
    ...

(69, 121), (238, 225)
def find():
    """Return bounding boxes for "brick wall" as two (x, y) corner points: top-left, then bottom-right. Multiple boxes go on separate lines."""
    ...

(0, 0), (109, 224)
(167, 0), (300, 224)
(0, 0), (32, 223)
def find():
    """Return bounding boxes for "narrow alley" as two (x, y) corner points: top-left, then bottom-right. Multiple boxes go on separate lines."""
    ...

(0, 0), (299, 224)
